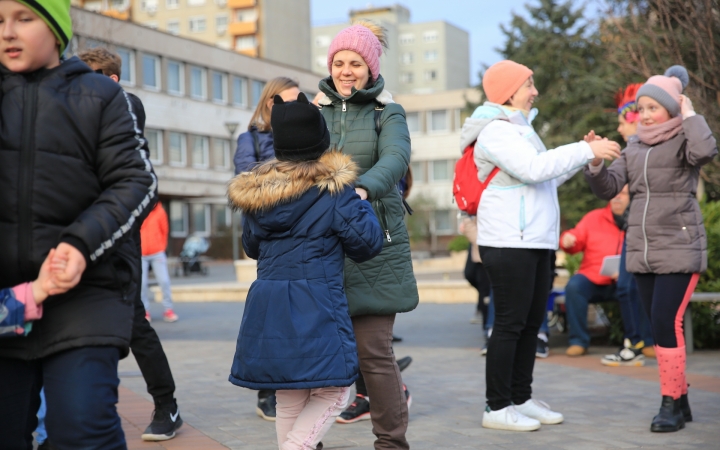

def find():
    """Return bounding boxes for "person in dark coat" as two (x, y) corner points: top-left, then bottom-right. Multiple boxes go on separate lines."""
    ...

(0, 1), (157, 448)
(232, 76), (300, 422)
(227, 93), (383, 450)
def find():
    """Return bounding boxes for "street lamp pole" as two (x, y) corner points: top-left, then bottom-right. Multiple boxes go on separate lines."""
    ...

(224, 121), (240, 260)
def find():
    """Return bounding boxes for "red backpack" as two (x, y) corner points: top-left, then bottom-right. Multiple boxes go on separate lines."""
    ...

(453, 141), (500, 216)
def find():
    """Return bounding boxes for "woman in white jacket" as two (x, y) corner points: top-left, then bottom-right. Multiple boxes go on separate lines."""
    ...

(462, 60), (621, 431)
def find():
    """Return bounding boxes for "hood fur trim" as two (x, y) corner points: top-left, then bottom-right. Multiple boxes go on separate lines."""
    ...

(317, 89), (395, 106)
(228, 151), (358, 213)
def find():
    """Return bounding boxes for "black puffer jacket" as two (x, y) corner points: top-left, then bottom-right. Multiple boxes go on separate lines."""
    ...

(0, 57), (157, 360)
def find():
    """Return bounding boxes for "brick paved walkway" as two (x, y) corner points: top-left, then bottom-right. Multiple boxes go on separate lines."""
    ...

(118, 302), (720, 449)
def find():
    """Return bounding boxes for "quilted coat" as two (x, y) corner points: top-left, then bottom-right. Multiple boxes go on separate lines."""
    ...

(227, 152), (383, 390)
(584, 115), (717, 274)
(318, 75), (419, 316)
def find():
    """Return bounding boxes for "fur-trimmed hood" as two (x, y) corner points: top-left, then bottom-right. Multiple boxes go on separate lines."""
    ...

(228, 151), (358, 215)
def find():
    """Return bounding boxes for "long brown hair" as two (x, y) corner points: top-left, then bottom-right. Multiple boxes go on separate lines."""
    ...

(248, 77), (299, 132)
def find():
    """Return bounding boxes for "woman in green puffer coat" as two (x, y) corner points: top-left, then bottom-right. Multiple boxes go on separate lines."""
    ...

(317, 21), (418, 450)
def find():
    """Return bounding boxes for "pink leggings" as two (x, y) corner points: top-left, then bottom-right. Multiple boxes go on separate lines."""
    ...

(275, 387), (351, 450)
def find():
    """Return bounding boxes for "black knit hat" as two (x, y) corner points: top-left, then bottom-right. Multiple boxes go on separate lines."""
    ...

(271, 92), (330, 161)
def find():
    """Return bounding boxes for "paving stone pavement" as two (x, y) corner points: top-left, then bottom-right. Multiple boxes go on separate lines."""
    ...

(119, 302), (720, 449)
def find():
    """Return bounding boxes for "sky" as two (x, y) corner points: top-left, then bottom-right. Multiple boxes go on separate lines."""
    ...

(310, 0), (533, 86)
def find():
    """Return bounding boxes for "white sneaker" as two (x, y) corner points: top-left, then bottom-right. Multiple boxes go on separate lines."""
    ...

(514, 399), (564, 424)
(482, 405), (541, 431)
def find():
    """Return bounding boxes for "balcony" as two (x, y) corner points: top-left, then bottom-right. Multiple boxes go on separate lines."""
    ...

(236, 47), (258, 58)
(228, 0), (255, 8)
(229, 20), (257, 36)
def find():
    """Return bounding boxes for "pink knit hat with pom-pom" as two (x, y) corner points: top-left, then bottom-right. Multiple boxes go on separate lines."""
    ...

(636, 66), (689, 117)
(327, 24), (383, 82)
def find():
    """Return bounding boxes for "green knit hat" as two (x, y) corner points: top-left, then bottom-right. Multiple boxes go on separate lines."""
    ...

(15, 0), (73, 54)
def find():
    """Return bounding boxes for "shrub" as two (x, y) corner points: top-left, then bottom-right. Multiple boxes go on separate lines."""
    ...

(447, 235), (470, 253)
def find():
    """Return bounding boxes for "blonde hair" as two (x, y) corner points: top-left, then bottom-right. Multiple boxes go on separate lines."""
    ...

(352, 19), (389, 52)
(248, 77), (299, 132)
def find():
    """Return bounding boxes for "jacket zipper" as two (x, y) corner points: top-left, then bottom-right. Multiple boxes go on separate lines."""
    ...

(519, 195), (526, 240)
(373, 200), (392, 242)
(337, 100), (347, 151)
(18, 82), (39, 279)
(642, 147), (654, 271)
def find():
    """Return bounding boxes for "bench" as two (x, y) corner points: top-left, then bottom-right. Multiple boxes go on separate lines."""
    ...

(686, 292), (720, 354)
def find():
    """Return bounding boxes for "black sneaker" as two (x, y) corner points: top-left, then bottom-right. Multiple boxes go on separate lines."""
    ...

(397, 356), (413, 372)
(141, 401), (183, 441)
(336, 394), (371, 424)
(601, 339), (645, 367)
(257, 393), (277, 421)
(536, 336), (549, 358)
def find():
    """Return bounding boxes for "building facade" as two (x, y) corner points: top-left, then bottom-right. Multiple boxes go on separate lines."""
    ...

(311, 4), (470, 95)
(394, 88), (482, 253)
(70, 7), (320, 258)
(72, 0), (311, 70)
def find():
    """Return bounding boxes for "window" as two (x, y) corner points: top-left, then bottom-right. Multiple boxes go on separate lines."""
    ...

(400, 72), (414, 84)
(144, 22), (158, 29)
(406, 112), (420, 133)
(315, 56), (326, 67)
(215, 0), (226, 6)
(166, 19), (180, 34)
(424, 70), (437, 81)
(429, 110), (447, 132)
(140, 0), (158, 10)
(423, 30), (438, 42)
(189, 16), (206, 33)
(166, 60), (183, 95)
(166, 0), (178, 8)
(216, 15), (228, 34)
(168, 132), (187, 166)
(401, 52), (413, 65)
(235, 35), (257, 50)
(188, 0), (205, 5)
(191, 135), (210, 168)
(399, 33), (415, 45)
(235, 8), (257, 22)
(211, 71), (228, 103)
(214, 138), (231, 168)
(433, 210), (454, 234)
(116, 47), (134, 86)
(169, 201), (188, 237)
(251, 80), (265, 108)
(232, 76), (247, 106)
(145, 129), (163, 164)
(431, 160), (451, 181)
(410, 161), (424, 183)
(213, 204), (231, 232)
(424, 50), (438, 62)
(142, 54), (160, 90)
(315, 35), (331, 47)
(191, 204), (210, 235)
(190, 66), (207, 99)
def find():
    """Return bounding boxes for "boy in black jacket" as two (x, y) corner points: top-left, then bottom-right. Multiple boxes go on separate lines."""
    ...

(0, 1), (157, 448)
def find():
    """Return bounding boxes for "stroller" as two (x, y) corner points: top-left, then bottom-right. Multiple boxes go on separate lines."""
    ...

(175, 233), (210, 277)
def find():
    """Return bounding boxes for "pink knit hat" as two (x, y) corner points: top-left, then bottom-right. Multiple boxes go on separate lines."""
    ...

(635, 66), (689, 117)
(327, 24), (383, 82)
(482, 60), (534, 105)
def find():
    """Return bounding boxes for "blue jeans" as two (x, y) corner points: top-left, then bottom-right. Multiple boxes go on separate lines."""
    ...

(566, 273), (617, 348)
(36, 388), (47, 444)
(616, 240), (654, 346)
(0, 346), (125, 449)
(487, 291), (550, 335)
(141, 251), (174, 311)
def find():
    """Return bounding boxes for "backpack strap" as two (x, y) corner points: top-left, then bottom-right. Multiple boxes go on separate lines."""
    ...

(372, 101), (385, 165)
(250, 128), (261, 162)
(482, 167), (501, 190)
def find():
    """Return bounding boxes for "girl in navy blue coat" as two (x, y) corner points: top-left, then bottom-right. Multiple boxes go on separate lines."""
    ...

(227, 93), (383, 450)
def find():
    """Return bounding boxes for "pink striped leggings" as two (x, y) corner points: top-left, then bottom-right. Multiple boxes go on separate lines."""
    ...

(275, 387), (351, 450)
(635, 273), (699, 348)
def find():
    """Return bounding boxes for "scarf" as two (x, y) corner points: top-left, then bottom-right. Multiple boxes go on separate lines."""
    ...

(637, 116), (683, 146)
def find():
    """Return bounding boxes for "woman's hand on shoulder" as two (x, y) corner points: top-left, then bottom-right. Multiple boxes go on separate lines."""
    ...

(355, 187), (368, 200)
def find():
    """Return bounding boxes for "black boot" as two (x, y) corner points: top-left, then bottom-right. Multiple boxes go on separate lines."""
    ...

(680, 392), (692, 422)
(651, 396), (685, 432)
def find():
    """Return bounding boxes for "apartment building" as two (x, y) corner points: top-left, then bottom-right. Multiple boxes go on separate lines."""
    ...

(394, 88), (482, 253)
(312, 4), (469, 95)
(72, 0), (311, 70)
(70, 7), (320, 258)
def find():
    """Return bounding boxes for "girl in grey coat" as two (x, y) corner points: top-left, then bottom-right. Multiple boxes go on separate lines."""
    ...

(585, 66), (717, 433)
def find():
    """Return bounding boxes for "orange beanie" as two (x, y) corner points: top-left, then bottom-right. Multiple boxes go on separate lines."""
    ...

(482, 60), (534, 105)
